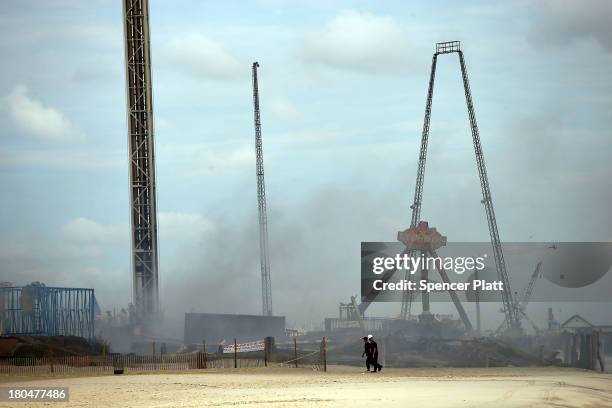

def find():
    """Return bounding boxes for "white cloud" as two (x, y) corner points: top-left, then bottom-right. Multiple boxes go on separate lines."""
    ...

(56, 214), (215, 258)
(57, 213), (215, 259)
(159, 212), (215, 241)
(200, 144), (253, 174)
(60, 217), (126, 244)
(161, 34), (242, 81)
(302, 10), (410, 74)
(51, 218), (128, 260)
(528, 0), (612, 51)
(0, 240), (32, 261)
(0, 147), (124, 170)
(155, 143), (254, 175)
(4, 85), (81, 142)
(60, 214), (215, 246)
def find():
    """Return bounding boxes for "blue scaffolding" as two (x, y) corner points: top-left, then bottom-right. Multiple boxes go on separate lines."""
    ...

(0, 285), (95, 340)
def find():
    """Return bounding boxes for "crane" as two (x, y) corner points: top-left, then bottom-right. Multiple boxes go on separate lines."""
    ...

(252, 62), (273, 316)
(520, 261), (542, 311)
(496, 261), (543, 334)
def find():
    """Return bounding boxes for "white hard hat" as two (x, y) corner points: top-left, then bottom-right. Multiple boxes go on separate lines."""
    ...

(367, 334), (373, 339)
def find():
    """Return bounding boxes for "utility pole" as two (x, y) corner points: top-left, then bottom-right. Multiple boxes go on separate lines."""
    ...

(123, 0), (159, 321)
(252, 62), (273, 316)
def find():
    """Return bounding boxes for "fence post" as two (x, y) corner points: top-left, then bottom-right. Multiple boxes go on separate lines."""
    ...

(264, 336), (275, 364)
(203, 340), (207, 369)
(597, 330), (605, 372)
(294, 338), (298, 368)
(264, 339), (268, 367)
(590, 332), (599, 371)
(323, 337), (327, 372)
(234, 338), (237, 369)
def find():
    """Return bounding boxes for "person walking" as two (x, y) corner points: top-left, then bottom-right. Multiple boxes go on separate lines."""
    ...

(361, 336), (372, 371)
(368, 334), (383, 372)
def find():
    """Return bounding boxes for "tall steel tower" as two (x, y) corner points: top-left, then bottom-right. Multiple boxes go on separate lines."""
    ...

(401, 41), (519, 330)
(123, 0), (159, 320)
(252, 62), (273, 316)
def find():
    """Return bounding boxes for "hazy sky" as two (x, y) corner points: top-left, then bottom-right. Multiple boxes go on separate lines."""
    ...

(0, 1), (610, 331)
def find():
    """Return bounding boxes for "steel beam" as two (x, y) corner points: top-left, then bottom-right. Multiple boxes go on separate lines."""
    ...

(457, 49), (518, 329)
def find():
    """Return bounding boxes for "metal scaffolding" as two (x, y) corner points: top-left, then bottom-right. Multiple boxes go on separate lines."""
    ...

(0, 286), (95, 340)
(123, 0), (159, 320)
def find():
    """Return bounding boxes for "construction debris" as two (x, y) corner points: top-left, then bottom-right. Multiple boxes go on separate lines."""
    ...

(326, 335), (545, 368)
(0, 336), (106, 358)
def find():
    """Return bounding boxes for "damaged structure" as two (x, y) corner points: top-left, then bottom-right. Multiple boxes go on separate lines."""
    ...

(0, 284), (96, 340)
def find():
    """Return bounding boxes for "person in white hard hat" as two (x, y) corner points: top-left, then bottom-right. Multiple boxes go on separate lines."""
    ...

(368, 334), (383, 372)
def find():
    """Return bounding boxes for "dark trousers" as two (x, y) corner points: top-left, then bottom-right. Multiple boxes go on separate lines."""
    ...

(371, 352), (382, 372)
(365, 355), (373, 371)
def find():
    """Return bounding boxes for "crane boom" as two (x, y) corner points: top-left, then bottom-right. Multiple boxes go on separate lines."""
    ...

(520, 261), (542, 310)
(496, 261), (542, 334)
(252, 62), (273, 316)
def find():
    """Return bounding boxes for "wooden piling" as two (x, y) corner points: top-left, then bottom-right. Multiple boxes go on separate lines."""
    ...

(234, 338), (237, 368)
(203, 340), (207, 369)
(294, 338), (298, 368)
(323, 337), (327, 372)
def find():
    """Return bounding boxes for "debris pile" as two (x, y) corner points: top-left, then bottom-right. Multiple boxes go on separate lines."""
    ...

(392, 337), (542, 367)
(326, 335), (545, 368)
(0, 336), (104, 357)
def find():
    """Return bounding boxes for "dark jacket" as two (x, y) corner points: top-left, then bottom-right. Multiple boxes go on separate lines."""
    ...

(369, 340), (378, 355)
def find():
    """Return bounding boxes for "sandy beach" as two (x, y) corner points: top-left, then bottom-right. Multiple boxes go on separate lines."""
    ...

(1, 366), (611, 407)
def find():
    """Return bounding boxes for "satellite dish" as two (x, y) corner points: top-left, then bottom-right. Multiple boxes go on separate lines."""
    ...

(541, 243), (612, 288)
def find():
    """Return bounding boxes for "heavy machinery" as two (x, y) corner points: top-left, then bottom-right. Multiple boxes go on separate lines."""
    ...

(520, 261), (542, 313)
(496, 262), (543, 334)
